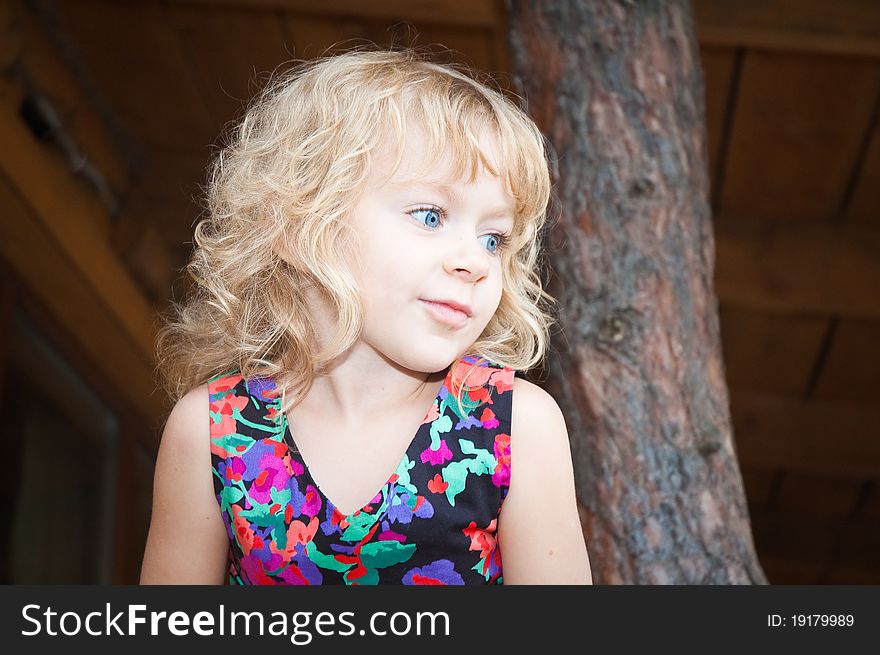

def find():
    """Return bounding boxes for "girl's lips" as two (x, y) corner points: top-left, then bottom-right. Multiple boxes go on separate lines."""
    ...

(420, 299), (469, 328)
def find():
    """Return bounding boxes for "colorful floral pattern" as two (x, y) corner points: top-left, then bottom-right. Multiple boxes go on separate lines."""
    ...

(208, 355), (514, 585)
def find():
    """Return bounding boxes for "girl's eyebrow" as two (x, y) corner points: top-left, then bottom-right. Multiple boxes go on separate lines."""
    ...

(390, 180), (515, 220)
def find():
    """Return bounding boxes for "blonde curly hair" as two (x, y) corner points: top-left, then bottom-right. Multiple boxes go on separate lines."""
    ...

(154, 45), (557, 418)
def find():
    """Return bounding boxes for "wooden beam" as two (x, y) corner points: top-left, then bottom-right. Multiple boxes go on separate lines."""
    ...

(731, 390), (880, 479)
(15, 1), (130, 203)
(714, 215), (880, 320)
(176, 0), (503, 27)
(694, 0), (880, 58)
(750, 507), (880, 574)
(0, 82), (165, 430)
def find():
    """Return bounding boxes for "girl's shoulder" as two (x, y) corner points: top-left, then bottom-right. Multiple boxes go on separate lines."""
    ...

(511, 376), (563, 424)
(509, 376), (569, 466)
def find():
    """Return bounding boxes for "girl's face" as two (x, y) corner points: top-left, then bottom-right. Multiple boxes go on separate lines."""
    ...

(348, 120), (516, 374)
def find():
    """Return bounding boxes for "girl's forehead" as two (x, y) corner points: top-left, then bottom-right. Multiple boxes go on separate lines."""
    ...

(371, 123), (504, 191)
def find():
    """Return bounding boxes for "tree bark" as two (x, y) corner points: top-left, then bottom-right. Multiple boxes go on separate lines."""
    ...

(507, 0), (767, 584)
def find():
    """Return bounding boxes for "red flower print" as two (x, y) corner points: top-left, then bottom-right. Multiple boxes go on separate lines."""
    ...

(420, 440), (453, 465)
(428, 473), (449, 494)
(231, 505), (259, 557)
(489, 367), (515, 394)
(462, 518), (498, 562)
(269, 516), (319, 560)
(289, 516), (319, 545)
(210, 388), (249, 438)
(225, 456), (246, 483)
(492, 433), (511, 488)
(480, 407), (499, 430)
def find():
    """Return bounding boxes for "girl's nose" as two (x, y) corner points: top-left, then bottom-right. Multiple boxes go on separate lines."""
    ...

(442, 230), (490, 281)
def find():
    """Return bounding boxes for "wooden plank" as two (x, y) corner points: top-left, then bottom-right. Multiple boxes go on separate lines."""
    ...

(699, 45), (737, 200)
(180, 0), (501, 27)
(489, 1), (510, 75)
(170, 3), (292, 125)
(720, 49), (880, 221)
(282, 14), (371, 59)
(693, 0), (880, 58)
(714, 215), (880, 319)
(57, 0), (218, 152)
(409, 24), (494, 73)
(730, 390), (880, 478)
(718, 302), (828, 395)
(845, 119), (880, 227)
(752, 508), (880, 579)
(756, 554), (824, 584)
(857, 481), (880, 521)
(16, 3), (130, 201)
(124, 152), (207, 244)
(0, 0), (23, 71)
(773, 471), (865, 517)
(281, 13), (497, 73)
(740, 466), (780, 508)
(821, 564), (880, 584)
(750, 507), (839, 563)
(0, 176), (165, 433)
(111, 214), (175, 305)
(812, 318), (880, 405)
(0, 87), (164, 429)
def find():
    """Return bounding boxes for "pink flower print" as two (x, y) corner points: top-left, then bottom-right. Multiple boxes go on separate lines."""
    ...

(285, 454), (304, 477)
(248, 455), (288, 504)
(378, 528), (407, 542)
(492, 433), (510, 488)
(489, 367), (515, 394)
(301, 483), (322, 517)
(420, 440), (453, 465)
(480, 407), (499, 430)
(224, 456), (246, 483)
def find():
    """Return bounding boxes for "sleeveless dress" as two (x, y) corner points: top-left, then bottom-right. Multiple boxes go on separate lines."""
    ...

(207, 355), (515, 585)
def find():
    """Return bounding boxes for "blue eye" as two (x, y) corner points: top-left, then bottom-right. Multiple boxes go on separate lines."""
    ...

(408, 205), (509, 256)
(409, 206), (443, 228)
(480, 233), (503, 254)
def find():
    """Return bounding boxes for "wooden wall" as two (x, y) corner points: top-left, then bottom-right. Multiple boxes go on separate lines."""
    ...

(0, 0), (877, 583)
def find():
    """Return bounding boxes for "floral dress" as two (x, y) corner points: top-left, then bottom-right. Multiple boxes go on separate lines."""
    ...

(208, 354), (515, 585)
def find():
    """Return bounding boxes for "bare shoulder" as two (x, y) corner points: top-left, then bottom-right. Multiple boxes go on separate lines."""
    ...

(508, 376), (570, 486)
(163, 383), (212, 452)
(511, 376), (566, 433)
(498, 376), (593, 584)
(139, 383), (229, 584)
(150, 384), (214, 477)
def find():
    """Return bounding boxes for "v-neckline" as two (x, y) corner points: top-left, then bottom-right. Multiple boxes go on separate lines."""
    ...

(276, 362), (455, 519)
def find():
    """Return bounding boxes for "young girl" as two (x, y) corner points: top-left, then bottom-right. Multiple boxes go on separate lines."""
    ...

(140, 46), (592, 585)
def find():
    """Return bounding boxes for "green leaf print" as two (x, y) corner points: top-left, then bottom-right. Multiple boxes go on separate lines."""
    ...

(392, 454), (417, 494)
(347, 541), (417, 585)
(220, 485), (243, 512)
(441, 438), (496, 507)
(428, 412), (453, 450)
(360, 540), (417, 569)
(305, 541), (355, 573)
(340, 509), (381, 542)
(211, 433), (255, 457)
(238, 484), (287, 546)
(471, 558), (491, 581)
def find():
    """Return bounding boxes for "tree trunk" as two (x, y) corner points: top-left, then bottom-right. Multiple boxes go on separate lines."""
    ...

(506, 0), (767, 584)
